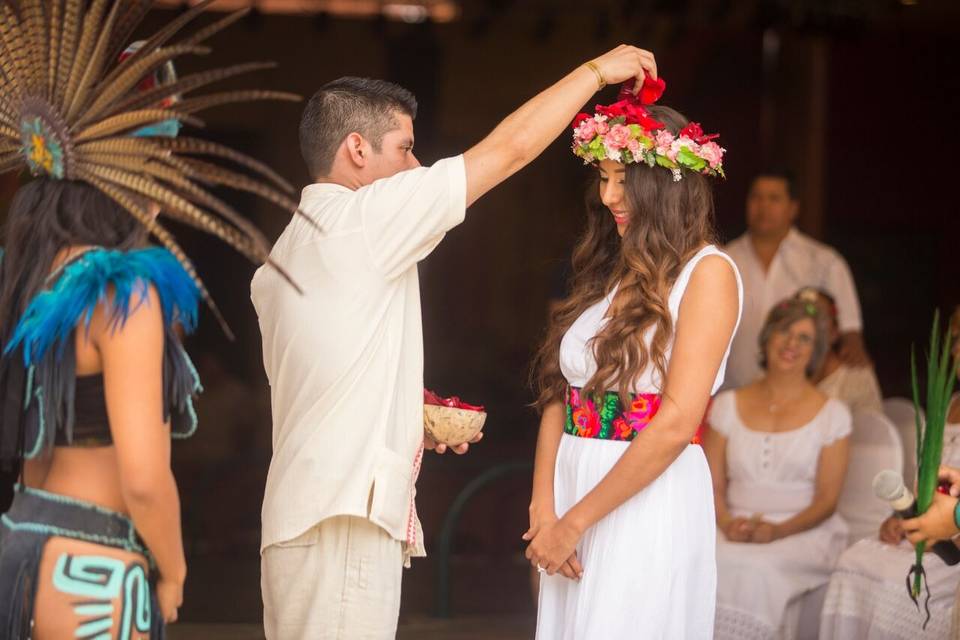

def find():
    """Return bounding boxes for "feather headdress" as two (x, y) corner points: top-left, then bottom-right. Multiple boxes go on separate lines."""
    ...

(0, 0), (307, 336)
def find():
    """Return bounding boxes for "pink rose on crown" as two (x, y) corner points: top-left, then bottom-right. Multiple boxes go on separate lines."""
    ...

(596, 120), (610, 135)
(605, 124), (631, 150)
(699, 141), (724, 168)
(654, 129), (675, 156)
(577, 118), (597, 141)
(626, 137), (641, 153)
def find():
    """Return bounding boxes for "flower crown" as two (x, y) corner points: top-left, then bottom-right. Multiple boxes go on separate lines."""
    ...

(779, 297), (819, 318)
(571, 76), (725, 181)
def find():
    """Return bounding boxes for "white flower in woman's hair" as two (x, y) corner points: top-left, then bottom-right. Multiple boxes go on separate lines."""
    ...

(671, 168), (682, 182)
(797, 288), (819, 303)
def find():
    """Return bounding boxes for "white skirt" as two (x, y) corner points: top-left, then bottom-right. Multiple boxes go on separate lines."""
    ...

(536, 433), (717, 639)
(820, 538), (960, 639)
(713, 512), (848, 640)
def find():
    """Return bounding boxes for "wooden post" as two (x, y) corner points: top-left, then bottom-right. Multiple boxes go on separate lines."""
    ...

(800, 37), (829, 239)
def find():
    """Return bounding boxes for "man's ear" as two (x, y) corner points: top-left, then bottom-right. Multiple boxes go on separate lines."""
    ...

(788, 198), (800, 222)
(344, 132), (368, 168)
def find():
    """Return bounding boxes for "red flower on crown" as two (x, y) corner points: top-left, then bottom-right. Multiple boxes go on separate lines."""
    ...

(572, 112), (592, 129)
(594, 100), (664, 131)
(618, 75), (667, 105)
(678, 122), (719, 144)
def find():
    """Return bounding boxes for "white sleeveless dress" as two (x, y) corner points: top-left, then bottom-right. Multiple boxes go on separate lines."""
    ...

(535, 245), (743, 639)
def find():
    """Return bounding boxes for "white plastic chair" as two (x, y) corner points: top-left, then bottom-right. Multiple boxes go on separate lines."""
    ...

(791, 412), (905, 638)
(882, 396), (923, 484)
(837, 410), (904, 545)
(792, 583), (828, 640)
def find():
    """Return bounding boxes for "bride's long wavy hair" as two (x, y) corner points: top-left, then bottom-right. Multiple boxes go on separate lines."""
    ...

(532, 105), (718, 408)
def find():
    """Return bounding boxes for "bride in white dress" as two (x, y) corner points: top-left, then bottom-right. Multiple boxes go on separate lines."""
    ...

(527, 95), (742, 639)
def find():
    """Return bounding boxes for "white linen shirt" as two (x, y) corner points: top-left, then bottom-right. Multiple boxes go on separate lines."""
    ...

(723, 228), (862, 389)
(251, 156), (466, 554)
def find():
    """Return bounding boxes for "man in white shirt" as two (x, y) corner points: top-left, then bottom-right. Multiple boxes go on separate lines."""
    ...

(252, 46), (659, 639)
(724, 170), (870, 390)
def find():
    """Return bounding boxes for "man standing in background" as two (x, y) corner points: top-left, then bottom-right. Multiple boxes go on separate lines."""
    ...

(724, 169), (869, 389)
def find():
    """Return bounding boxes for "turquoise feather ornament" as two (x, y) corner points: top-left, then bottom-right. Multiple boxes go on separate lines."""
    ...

(5, 247), (199, 367)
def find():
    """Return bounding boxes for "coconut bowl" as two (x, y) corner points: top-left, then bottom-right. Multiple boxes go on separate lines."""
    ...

(423, 404), (486, 446)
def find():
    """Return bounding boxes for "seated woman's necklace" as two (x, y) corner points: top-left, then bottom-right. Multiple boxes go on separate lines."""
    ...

(763, 381), (805, 415)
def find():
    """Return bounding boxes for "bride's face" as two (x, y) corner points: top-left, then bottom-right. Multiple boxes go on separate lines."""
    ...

(598, 159), (629, 237)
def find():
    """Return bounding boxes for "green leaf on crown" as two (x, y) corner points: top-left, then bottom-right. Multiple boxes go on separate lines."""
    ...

(587, 138), (607, 160)
(655, 155), (678, 169)
(677, 147), (707, 171)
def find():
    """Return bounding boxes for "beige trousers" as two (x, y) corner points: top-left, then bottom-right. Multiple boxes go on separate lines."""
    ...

(261, 516), (404, 640)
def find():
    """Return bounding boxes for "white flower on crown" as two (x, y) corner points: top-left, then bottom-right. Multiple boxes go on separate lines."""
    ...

(667, 136), (699, 163)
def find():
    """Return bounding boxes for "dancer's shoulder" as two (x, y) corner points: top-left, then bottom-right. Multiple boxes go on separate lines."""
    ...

(6, 247), (199, 366)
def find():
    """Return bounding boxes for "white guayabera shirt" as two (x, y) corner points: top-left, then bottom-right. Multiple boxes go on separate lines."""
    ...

(252, 156), (466, 560)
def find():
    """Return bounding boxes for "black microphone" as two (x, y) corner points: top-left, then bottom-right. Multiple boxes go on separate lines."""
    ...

(873, 470), (960, 566)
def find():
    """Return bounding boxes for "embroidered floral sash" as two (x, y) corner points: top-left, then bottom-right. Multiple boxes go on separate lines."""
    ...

(564, 386), (704, 444)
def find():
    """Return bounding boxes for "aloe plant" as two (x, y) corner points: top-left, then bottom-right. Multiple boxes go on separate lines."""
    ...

(908, 311), (958, 625)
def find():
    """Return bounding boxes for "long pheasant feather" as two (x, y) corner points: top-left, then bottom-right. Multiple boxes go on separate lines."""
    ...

(104, 62), (278, 119)
(74, 109), (204, 143)
(148, 135), (295, 193)
(54, 0), (83, 106)
(81, 44), (212, 124)
(65, 0), (122, 121)
(103, 0), (154, 66)
(175, 90), (302, 115)
(98, 0), (217, 91)
(63, 0), (108, 115)
(77, 169), (234, 340)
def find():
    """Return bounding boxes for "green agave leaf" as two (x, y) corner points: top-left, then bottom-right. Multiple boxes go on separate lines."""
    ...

(911, 345), (922, 476)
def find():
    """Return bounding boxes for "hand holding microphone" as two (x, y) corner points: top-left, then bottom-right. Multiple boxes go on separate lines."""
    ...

(873, 469), (960, 565)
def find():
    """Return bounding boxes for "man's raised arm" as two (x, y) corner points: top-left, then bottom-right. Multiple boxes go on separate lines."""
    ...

(463, 45), (658, 207)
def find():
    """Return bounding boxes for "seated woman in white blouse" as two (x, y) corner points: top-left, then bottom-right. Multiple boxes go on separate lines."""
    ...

(796, 287), (884, 415)
(704, 297), (852, 639)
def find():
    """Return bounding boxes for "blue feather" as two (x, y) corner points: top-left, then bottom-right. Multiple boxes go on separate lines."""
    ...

(4, 248), (200, 367)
